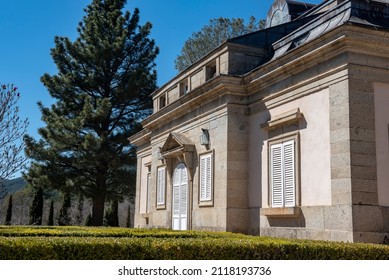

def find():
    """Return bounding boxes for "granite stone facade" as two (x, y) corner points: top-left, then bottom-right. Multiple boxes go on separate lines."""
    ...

(129, 0), (389, 243)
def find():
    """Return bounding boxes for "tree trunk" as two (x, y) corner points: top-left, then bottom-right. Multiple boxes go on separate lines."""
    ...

(91, 168), (107, 226)
(91, 194), (105, 226)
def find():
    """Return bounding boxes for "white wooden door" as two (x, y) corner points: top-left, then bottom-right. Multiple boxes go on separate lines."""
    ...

(172, 163), (188, 230)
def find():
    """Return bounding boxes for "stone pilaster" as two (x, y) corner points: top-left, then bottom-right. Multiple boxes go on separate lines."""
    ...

(348, 73), (384, 243)
(226, 105), (250, 233)
(328, 79), (354, 242)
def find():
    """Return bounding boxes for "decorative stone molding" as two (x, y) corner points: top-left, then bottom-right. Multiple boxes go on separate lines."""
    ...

(160, 132), (196, 179)
(260, 206), (302, 217)
(260, 108), (303, 131)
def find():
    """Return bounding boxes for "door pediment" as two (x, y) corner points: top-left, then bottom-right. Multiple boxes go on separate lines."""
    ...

(160, 132), (195, 158)
(160, 132), (196, 180)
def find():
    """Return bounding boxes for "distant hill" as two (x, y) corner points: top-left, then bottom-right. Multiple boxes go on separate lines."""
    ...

(0, 177), (27, 201)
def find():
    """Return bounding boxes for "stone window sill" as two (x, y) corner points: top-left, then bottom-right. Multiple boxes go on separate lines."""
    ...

(199, 200), (213, 207)
(260, 207), (301, 218)
(156, 204), (166, 210)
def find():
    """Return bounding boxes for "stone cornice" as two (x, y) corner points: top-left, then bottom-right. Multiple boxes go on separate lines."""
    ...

(128, 128), (151, 147)
(130, 24), (389, 146)
(245, 29), (349, 93)
(152, 42), (261, 99)
(142, 75), (245, 131)
(245, 24), (389, 108)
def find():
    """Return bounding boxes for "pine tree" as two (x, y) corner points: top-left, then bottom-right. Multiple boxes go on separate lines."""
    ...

(58, 192), (72, 226)
(24, 0), (158, 226)
(47, 200), (54, 226)
(5, 195), (13, 225)
(29, 187), (43, 225)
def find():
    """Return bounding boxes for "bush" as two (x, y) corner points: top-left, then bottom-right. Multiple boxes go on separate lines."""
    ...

(0, 226), (388, 260)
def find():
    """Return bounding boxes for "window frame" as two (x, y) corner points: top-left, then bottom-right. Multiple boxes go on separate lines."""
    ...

(267, 133), (300, 209)
(159, 94), (167, 110)
(198, 151), (214, 207)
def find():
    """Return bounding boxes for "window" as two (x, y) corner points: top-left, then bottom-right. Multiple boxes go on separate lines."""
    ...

(179, 80), (189, 97)
(159, 94), (166, 109)
(199, 153), (213, 203)
(139, 161), (151, 214)
(156, 166), (166, 207)
(261, 109), (301, 216)
(270, 139), (296, 208)
(206, 61), (217, 81)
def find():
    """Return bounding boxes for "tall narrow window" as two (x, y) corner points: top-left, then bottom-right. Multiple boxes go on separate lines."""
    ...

(157, 166), (166, 207)
(199, 153), (213, 202)
(270, 140), (296, 207)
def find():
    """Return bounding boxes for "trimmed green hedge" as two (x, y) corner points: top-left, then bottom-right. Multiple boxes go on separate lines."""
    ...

(0, 226), (249, 238)
(0, 226), (388, 260)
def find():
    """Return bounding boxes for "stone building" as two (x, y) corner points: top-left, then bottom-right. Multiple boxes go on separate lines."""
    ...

(129, 0), (389, 243)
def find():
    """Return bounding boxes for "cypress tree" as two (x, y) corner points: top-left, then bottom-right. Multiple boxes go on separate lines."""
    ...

(24, 0), (158, 226)
(5, 195), (13, 225)
(47, 200), (54, 226)
(126, 203), (132, 228)
(29, 187), (43, 225)
(85, 213), (92, 226)
(76, 193), (84, 225)
(104, 200), (119, 227)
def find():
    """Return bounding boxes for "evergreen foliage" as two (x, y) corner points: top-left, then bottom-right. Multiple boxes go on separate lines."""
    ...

(29, 188), (43, 225)
(47, 200), (54, 226)
(5, 195), (12, 225)
(175, 17), (265, 71)
(58, 193), (72, 226)
(24, 0), (158, 226)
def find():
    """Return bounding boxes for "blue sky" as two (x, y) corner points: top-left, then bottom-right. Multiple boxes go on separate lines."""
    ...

(0, 0), (322, 162)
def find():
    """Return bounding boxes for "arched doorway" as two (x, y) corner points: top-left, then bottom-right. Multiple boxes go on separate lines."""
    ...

(172, 163), (188, 230)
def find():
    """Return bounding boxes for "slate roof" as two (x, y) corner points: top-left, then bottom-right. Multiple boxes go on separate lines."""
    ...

(273, 0), (389, 59)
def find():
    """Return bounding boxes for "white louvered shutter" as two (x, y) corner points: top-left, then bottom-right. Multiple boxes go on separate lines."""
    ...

(173, 167), (180, 216)
(271, 143), (283, 207)
(283, 140), (295, 206)
(180, 167), (188, 217)
(200, 156), (206, 201)
(172, 163), (188, 230)
(157, 167), (165, 205)
(180, 167), (188, 230)
(200, 154), (212, 201)
(172, 184), (180, 230)
(270, 140), (296, 207)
